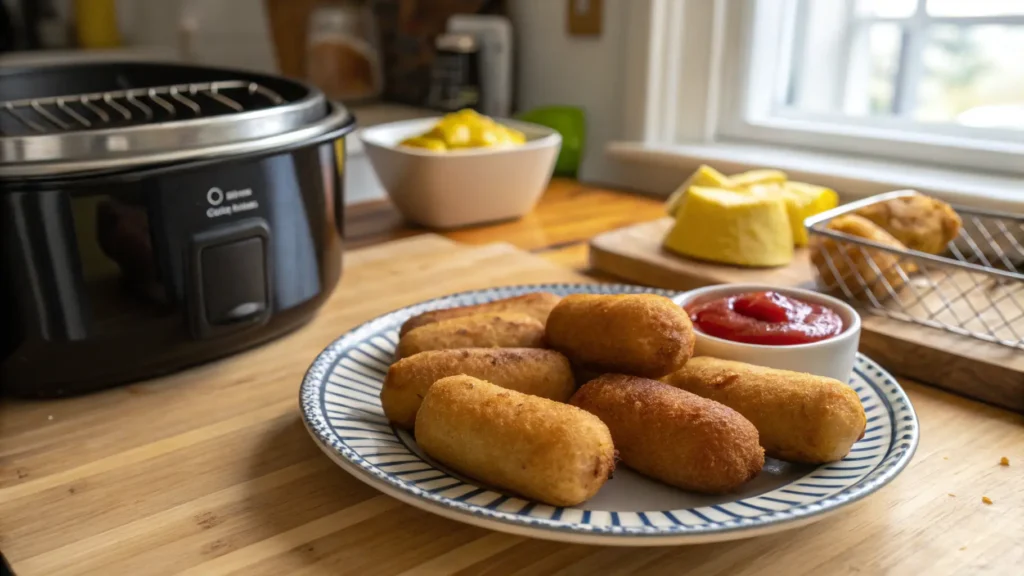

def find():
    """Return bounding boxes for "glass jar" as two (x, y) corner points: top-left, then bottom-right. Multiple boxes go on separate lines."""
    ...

(306, 0), (382, 102)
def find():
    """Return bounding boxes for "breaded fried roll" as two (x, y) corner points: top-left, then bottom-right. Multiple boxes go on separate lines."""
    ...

(545, 294), (696, 378)
(570, 374), (763, 493)
(381, 348), (575, 430)
(400, 292), (561, 336)
(415, 376), (615, 507)
(811, 214), (910, 299)
(396, 313), (545, 359)
(663, 357), (866, 463)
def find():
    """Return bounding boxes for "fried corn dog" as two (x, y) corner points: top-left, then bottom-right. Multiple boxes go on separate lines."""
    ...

(400, 292), (561, 336)
(396, 313), (545, 359)
(545, 294), (696, 378)
(811, 214), (911, 299)
(381, 348), (575, 429)
(570, 374), (763, 493)
(663, 357), (866, 463)
(415, 375), (615, 506)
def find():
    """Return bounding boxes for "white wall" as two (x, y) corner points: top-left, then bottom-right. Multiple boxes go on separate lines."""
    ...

(507, 0), (631, 184)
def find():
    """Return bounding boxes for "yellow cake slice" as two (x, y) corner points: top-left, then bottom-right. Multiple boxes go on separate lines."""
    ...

(665, 165), (733, 216)
(730, 169), (788, 188)
(780, 181), (840, 246)
(740, 182), (839, 247)
(663, 186), (794, 267)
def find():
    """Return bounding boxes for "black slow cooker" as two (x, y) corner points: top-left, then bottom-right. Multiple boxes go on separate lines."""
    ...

(0, 62), (356, 397)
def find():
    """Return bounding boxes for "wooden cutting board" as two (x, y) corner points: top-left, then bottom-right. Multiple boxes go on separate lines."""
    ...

(589, 218), (1024, 413)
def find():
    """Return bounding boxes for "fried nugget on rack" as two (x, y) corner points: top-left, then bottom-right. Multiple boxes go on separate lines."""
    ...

(854, 192), (961, 255)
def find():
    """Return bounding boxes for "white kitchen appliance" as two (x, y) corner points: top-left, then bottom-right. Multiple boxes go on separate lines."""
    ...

(446, 14), (513, 118)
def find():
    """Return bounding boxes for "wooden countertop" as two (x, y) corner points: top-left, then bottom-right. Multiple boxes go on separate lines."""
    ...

(1, 181), (1021, 575)
(342, 179), (668, 271)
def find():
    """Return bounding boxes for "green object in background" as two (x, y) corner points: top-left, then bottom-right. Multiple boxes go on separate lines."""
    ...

(516, 106), (586, 178)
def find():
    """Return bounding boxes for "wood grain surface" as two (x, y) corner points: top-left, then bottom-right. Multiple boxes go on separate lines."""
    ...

(343, 179), (668, 260)
(1, 233), (1021, 575)
(589, 218), (1024, 413)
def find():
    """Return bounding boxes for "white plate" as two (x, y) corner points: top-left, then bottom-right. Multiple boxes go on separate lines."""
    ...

(300, 284), (919, 546)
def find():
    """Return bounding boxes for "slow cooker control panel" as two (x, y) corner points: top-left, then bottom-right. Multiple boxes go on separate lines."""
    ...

(188, 221), (272, 339)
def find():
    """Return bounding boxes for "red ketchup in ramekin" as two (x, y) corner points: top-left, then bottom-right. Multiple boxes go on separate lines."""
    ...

(685, 290), (844, 346)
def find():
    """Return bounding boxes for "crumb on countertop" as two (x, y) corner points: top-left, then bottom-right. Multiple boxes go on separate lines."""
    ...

(999, 457), (1009, 466)
(943, 456), (949, 460)
(47, 415), (53, 421)
(960, 546), (967, 551)
(982, 496), (993, 505)
(947, 493), (956, 497)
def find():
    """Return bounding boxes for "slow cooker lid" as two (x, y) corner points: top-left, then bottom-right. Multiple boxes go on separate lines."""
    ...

(0, 62), (350, 178)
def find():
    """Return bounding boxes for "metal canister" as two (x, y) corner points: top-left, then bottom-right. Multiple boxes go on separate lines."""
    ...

(426, 32), (482, 112)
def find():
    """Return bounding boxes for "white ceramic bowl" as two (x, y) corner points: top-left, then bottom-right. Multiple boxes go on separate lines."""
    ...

(359, 117), (561, 229)
(675, 284), (862, 383)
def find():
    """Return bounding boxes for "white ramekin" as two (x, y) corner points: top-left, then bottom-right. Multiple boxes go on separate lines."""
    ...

(675, 284), (862, 384)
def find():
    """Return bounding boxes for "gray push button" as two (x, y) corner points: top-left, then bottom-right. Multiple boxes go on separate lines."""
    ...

(200, 237), (267, 325)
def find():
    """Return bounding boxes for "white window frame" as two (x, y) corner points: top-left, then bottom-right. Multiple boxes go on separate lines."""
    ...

(779, 1), (1024, 134)
(619, 0), (1024, 177)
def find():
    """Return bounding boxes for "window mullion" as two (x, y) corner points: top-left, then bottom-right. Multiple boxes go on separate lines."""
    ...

(836, 0), (860, 113)
(893, 0), (929, 116)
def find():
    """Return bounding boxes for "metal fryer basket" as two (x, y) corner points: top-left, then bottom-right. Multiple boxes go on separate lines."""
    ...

(805, 190), (1024, 350)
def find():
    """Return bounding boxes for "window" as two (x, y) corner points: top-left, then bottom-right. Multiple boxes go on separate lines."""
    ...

(785, 0), (1024, 131)
(714, 0), (1024, 174)
(613, 0), (1024, 194)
